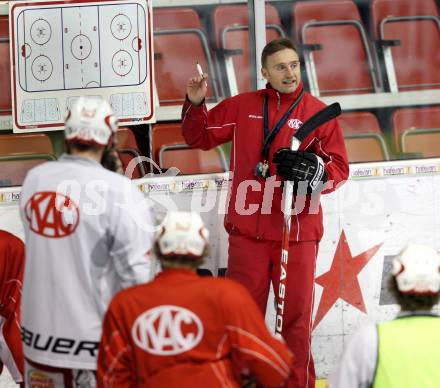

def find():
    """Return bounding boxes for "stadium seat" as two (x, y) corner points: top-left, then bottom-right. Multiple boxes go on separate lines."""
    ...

(0, 133), (55, 157)
(371, 0), (440, 92)
(116, 127), (146, 179)
(338, 111), (382, 135)
(154, 7), (201, 29)
(0, 154), (56, 188)
(0, 15), (8, 38)
(293, 0), (381, 96)
(392, 106), (440, 157)
(213, 4), (285, 95)
(159, 145), (228, 175)
(150, 122), (185, 162)
(0, 15), (11, 118)
(343, 136), (389, 162)
(338, 111), (389, 162)
(400, 130), (440, 158)
(153, 8), (221, 105)
(151, 122), (228, 174)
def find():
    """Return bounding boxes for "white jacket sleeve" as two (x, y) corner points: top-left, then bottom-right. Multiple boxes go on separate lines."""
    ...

(110, 180), (155, 288)
(328, 323), (377, 388)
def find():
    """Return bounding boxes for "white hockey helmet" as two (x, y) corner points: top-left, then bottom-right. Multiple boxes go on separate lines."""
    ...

(156, 211), (209, 258)
(65, 97), (118, 147)
(392, 244), (440, 295)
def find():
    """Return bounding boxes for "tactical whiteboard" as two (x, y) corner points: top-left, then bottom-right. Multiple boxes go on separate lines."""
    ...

(10, 0), (154, 132)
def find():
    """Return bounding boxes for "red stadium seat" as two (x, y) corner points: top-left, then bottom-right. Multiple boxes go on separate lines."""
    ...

(392, 106), (440, 156)
(0, 133), (55, 157)
(338, 111), (382, 135)
(338, 111), (389, 162)
(160, 145), (227, 175)
(151, 123), (227, 174)
(0, 15), (11, 118)
(399, 130), (440, 158)
(293, 0), (381, 96)
(116, 127), (146, 179)
(0, 154), (55, 188)
(371, 0), (440, 92)
(0, 15), (8, 38)
(343, 136), (389, 162)
(153, 8), (221, 105)
(154, 7), (202, 30)
(213, 4), (285, 95)
(150, 122), (186, 162)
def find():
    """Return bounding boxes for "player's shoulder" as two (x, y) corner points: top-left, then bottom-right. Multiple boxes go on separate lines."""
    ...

(25, 159), (56, 177)
(226, 90), (260, 105)
(302, 91), (326, 110)
(199, 276), (251, 298)
(100, 168), (140, 193)
(348, 322), (377, 348)
(0, 229), (18, 240)
(0, 230), (23, 246)
(103, 169), (131, 185)
(20, 160), (55, 189)
(110, 282), (151, 306)
(239, 90), (261, 99)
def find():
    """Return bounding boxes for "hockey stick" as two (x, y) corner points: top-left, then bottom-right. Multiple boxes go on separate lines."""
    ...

(275, 102), (341, 336)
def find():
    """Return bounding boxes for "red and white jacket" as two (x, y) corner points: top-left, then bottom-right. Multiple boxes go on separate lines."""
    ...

(0, 230), (25, 382)
(182, 83), (349, 242)
(97, 269), (293, 387)
(19, 155), (154, 369)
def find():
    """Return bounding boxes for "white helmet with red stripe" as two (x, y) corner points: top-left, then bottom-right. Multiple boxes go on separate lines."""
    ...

(65, 97), (118, 147)
(156, 211), (209, 258)
(392, 244), (440, 295)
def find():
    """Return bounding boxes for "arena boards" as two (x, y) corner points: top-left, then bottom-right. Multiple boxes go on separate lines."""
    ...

(1, 157), (440, 378)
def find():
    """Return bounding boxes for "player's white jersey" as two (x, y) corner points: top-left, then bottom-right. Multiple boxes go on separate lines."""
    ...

(19, 154), (154, 370)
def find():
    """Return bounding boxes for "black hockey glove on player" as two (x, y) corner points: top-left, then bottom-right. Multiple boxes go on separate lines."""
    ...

(273, 148), (328, 193)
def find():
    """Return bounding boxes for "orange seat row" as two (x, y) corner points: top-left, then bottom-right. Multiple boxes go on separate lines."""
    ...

(0, 0), (437, 116)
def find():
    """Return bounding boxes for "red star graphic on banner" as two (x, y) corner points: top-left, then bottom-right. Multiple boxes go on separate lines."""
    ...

(313, 230), (383, 330)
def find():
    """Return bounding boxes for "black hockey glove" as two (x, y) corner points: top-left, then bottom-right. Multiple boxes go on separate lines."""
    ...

(273, 148), (328, 193)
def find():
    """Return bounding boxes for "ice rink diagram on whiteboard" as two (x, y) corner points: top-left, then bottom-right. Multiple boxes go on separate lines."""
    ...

(16, 4), (147, 90)
(11, 1), (154, 131)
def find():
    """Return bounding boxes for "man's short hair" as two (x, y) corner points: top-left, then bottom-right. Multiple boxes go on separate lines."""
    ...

(153, 241), (207, 270)
(261, 38), (298, 67)
(66, 141), (102, 153)
(389, 276), (440, 311)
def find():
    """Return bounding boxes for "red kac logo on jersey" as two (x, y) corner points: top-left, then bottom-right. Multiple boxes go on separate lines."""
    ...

(132, 305), (204, 355)
(24, 192), (80, 238)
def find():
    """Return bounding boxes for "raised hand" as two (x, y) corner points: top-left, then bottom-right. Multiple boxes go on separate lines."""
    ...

(186, 72), (208, 106)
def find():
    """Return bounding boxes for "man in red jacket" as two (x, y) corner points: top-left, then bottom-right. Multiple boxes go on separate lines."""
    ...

(0, 230), (25, 385)
(97, 211), (293, 387)
(182, 38), (349, 387)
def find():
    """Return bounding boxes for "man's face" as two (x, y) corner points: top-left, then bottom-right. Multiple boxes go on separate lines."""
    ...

(261, 48), (301, 94)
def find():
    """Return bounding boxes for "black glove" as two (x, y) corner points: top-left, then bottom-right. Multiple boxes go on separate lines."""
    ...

(273, 148), (328, 193)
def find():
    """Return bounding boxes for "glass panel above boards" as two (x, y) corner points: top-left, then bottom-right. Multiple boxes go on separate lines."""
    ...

(152, 0), (440, 163)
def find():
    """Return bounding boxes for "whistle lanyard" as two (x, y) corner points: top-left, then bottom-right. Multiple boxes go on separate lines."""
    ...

(261, 88), (304, 161)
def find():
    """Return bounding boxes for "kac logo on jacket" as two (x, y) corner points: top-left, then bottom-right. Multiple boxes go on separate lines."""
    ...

(132, 305), (204, 355)
(287, 118), (303, 130)
(24, 192), (80, 237)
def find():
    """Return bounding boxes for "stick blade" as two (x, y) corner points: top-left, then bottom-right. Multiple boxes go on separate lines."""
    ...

(295, 102), (342, 142)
